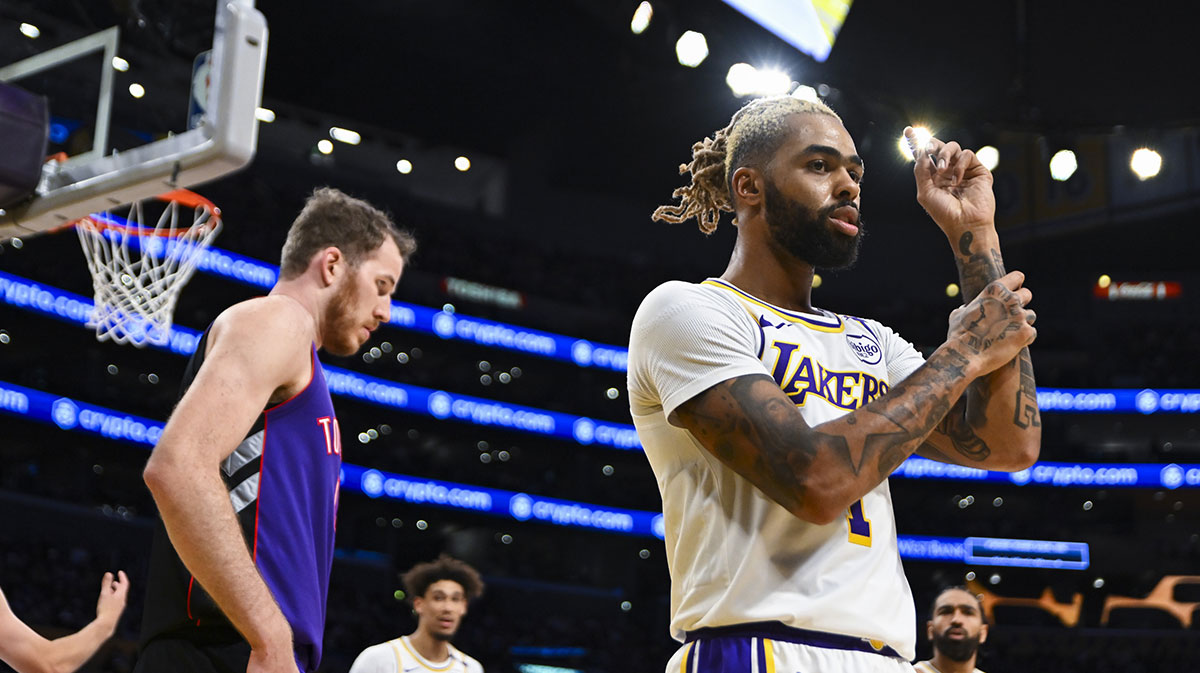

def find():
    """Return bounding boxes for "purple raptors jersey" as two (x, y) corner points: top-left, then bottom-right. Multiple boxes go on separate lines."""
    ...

(140, 329), (342, 672)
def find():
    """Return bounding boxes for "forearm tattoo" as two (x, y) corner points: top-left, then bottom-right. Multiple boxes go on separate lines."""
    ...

(675, 346), (973, 511)
(950, 228), (1040, 446)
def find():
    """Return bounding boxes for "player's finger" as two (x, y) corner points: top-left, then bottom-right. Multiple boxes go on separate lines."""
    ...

(101, 571), (113, 592)
(1026, 309), (1037, 325)
(950, 149), (975, 186)
(932, 140), (959, 173)
(1014, 287), (1032, 306)
(996, 270), (1025, 292)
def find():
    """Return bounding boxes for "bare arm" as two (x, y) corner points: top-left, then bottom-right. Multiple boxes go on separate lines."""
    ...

(143, 298), (313, 673)
(904, 129), (1041, 471)
(673, 277), (1036, 524)
(0, 572), (128, 673)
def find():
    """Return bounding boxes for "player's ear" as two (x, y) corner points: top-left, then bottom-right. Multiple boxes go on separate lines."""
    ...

(978, 621), (988, 644)
(730, 166), (763, 208)
(925, 620), (934, 641)
(318, 246), (344, 286)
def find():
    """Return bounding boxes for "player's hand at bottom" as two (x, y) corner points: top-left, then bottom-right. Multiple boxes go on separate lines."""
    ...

(946, 270), (1036, 375)
(94, 570), (130, 635)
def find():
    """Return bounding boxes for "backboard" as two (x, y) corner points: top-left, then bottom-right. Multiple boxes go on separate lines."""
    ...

(0, 1), (267, 240)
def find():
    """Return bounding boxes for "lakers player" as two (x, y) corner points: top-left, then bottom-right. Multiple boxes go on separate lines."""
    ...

(914, 587), (989, 673)
(349, 555), (485, 673)
(628, 96), (1041, 671)
(137, 188), (416, 673)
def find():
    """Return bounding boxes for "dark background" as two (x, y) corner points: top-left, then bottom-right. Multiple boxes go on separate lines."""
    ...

(2, 1), (1200, 671)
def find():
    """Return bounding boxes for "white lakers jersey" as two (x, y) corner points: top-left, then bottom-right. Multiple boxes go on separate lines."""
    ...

(348, 635), (484, 673)
(628, 279), (927, 660)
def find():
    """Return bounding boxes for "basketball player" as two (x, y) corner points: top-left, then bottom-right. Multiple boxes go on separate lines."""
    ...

(914, 587), (989, 673)
(135, 188), (416, 673)
(349, 555), (485, 673)
(628, 95), (1041, 671)
(0, 571), (129, 673)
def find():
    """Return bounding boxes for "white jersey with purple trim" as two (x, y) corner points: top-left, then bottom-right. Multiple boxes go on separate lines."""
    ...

(348, 636), (483, 673)
(627, 278), (927, 660)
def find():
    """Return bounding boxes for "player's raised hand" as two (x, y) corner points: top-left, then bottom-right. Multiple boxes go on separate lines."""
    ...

(946, 270), (1037, 375)
(94, 570), (129, 634)
(905, 126), (996, 235)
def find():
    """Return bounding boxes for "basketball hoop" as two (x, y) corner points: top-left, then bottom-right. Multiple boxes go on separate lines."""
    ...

(73, 189), (222, 347)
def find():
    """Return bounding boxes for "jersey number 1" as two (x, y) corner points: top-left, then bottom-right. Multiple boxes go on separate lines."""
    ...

(847, 499), (872, 547)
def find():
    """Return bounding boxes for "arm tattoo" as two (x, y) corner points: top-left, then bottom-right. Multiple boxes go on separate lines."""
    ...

(1013, 348), (1041, 428)
(955, 230), (1006, 300)
(675, 349), (973, 511)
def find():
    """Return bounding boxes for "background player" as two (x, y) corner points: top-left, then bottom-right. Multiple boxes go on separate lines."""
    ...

(135, 187), (416, 673)
(914, 587), (989, 673)
(628, 95), (1040, 670)
(349, 554), (485, 673)
(0, 572), (129, 673)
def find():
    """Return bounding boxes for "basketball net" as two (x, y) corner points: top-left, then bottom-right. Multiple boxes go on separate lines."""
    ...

(73, 189), (222, 347)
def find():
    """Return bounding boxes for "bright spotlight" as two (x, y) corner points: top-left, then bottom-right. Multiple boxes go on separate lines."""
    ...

(675, 30), (708, 67)
(812, 273), (822, 288)
(898, 126), (933, 161)
(630, 2), (653, 34)
(791, 84), (819, 103)
(1097, 274), (1111, 288)
(128, 83), (145, 98)
(329, 127), (361, 145)
(317, 139), (334, 155)
(1130, 148), (1162, 180)
(726, 63), (759, 96)
(396, 159), (413, 174)
(111, 56), (130, 72)
(946, 283), (960, 298)
(254, 107), (275, 123)
(455, 156), (471, 172)
(976, 145), (999, 171)
(1049, 149), (1078, 181)
(756, 69), (792, 96)
(19, 23), (40, 39)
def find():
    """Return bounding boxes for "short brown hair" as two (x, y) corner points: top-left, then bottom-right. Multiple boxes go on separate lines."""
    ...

(402, 554), (484, 602)
(279, 187), (417, 279)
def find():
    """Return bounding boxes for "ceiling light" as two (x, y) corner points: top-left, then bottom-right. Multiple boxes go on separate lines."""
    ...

(756, 69), (792, 96)
(19, 23), (40, 39)
(725, 63), (758, 96)
(976, 145), (999, 171)
(128, 83), (145, 98)
(455, 156), (471, 172)
(1130, 147), (1162, 180)
(254, 107), (275, 123)
(791, 84), (819, 102)
(329, 127), (360, 145)
(675, 31), (708, 67)
(396, 159), (413, 174)
(1049, 149), (1078, 181)
(111, 56), (130, 72)
(317, 139), (334, 155)
(630, 2), (653, 34)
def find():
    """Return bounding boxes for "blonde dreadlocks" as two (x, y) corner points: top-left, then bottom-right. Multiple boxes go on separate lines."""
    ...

(652, 96), (842, 234)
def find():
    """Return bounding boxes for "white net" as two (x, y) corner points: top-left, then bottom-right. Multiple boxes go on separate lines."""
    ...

(75, 191), (222, 347)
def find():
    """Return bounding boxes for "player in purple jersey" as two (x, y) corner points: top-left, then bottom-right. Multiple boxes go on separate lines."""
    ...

(136, 188), (415, 673)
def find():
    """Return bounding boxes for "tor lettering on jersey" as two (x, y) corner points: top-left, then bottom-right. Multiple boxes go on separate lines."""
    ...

(316, 416), (342, 455)
(768, 341), (888, 410)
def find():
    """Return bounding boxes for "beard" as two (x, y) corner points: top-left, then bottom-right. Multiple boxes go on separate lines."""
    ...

(933, 629), (982, 662)
(322, 272), (364, 357)
(763, 178), (864, 270)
